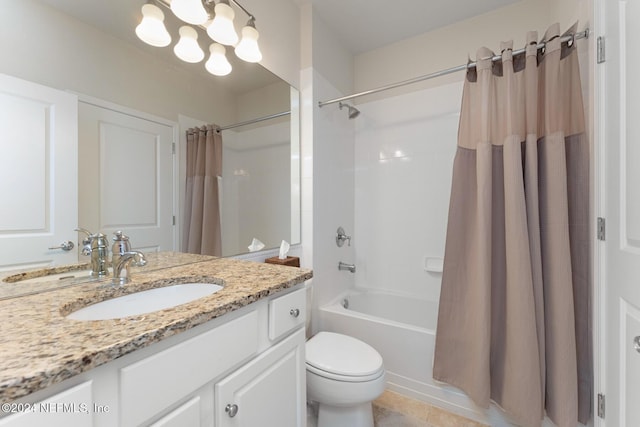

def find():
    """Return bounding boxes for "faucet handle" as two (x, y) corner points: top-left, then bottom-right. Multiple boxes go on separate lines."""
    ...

(75, 227), (92, 237)
(336, 226), (352, 247)
(112, 231), (131, 253)
(112, 230), (129, 242)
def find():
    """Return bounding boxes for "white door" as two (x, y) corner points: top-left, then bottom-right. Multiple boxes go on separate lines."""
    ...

(78, 100), (176, 253)
(0, 73), (78, 270)
(601, 0), (640, 425)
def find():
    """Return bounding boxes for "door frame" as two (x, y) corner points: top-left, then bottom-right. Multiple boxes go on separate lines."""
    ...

(593, 0), (605, 424)
(75, 93), (180, 251)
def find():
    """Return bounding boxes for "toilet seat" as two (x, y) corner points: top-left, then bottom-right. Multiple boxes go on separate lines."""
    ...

(306, 362), (384, 382)
(306, 332), (384, 383)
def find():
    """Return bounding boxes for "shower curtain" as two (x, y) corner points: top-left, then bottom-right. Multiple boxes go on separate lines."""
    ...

(183, 125), (223, 256)
(433, 23), (591, 427)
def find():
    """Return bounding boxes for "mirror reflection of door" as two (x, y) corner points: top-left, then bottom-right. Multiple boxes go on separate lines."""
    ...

(78, 100), (176, 255)
(0, 74), (78, 271)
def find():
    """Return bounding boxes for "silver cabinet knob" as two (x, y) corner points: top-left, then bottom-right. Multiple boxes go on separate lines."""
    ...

(225, 403), (238, 417)
(290, 308), (300, 318)
(48, 241), (75, 251)
(634, 336), (640, 354)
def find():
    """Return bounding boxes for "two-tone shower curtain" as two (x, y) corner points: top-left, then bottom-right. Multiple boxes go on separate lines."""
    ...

(183, 125), (223, 256)
(433, 24), (591, 427)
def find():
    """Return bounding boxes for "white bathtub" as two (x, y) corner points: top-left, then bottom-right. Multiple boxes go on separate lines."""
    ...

(319, 288), (499, 424)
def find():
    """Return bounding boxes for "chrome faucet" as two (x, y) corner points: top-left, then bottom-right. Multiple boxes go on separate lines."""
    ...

(338, 261), (356, 273)
(336, 227), (352, 247)
(76, 228), (110, 277)
(112, 251), (147, 286)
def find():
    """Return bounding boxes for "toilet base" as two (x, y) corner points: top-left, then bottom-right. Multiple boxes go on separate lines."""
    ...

(317, 402), (373, 427)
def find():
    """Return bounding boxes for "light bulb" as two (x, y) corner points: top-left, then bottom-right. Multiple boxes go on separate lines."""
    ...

(234, 23), (262, 63)
(205, 43), (232, 76)
(135, 4), (171, 47)
(174, 26), (205, 63)
(206, 2), (238, 46)
(170, 0), (208, 25)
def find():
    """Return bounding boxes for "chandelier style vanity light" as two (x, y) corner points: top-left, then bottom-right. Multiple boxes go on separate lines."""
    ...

(135, 0), (262, 77)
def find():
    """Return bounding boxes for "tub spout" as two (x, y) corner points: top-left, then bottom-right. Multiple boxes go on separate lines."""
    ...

(338, 261), (356, 273)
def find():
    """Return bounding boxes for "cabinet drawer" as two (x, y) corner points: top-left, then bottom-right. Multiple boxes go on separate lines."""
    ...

(268, 288), (305, 341)
(120, 310), (258, 427)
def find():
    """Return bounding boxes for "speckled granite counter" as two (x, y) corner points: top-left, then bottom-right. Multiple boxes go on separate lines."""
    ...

(0, 253), (312, 402)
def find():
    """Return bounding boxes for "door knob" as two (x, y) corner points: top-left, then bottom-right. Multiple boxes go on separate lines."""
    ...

(48, 241), (75, 251)
(290, 308), (300, 318)
(225, 403), (238, 417)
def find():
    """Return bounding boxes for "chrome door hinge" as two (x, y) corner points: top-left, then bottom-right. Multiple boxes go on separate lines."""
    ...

(597, 393), (605, 418)
(172, 142), (176, 154)
(172, 215), (176, 226)
(597, 217), (606, 241)
(597, 36), (606, 63)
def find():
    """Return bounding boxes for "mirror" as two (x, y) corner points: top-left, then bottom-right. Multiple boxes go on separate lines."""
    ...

(0, 0), (300, 258)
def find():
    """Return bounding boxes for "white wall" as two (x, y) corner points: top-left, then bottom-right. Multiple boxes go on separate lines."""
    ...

(0, 0), (237, 125)
(241, 0), (301, 88)
(354, 0), (552, 102)
(353, 82), (462, 301)
(297, 4), (358, 332)
(311, 70), (356, 312)
(221, 123), (291, 256)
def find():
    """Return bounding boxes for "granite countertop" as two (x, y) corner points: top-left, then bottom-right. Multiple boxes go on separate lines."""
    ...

(0, 253), (312, 402)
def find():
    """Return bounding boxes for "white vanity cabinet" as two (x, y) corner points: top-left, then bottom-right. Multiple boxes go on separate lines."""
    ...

(0, 286), (307, 427)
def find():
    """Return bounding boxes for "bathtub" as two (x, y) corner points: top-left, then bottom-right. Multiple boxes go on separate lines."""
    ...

(319, 288), (496, 424)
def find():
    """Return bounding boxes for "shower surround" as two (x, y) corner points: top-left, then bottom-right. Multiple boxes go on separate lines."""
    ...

(319, 81), (573, 426)
(321, 81), (470, 412)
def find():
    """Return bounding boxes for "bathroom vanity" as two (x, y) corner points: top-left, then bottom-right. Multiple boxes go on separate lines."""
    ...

(0, 254), (312, 426)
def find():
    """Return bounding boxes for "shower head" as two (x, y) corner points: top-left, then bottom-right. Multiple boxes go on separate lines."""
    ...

(338, 102), (360, 119)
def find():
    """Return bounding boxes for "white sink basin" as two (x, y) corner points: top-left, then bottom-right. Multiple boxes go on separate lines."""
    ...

(66, 283), (223, 321)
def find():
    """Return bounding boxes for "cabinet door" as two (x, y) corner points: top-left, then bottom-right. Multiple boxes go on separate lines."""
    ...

(0, 381), (92, 427)
(149, 396), (201, 427)
(216, 328), (305, 427)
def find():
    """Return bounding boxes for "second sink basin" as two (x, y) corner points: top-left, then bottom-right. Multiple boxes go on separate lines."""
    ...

(66, 283), (223, 321)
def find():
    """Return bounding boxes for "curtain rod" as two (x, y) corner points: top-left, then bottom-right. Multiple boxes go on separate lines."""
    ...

(318, 29), (589, 107)
(216, 110), (291, 132)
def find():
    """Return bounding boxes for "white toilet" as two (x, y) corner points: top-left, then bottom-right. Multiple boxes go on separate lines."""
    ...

(306, 331), (386, 427)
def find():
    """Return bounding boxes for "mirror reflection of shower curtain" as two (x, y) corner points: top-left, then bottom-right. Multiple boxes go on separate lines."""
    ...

(183, 125), (222, 256)
(433, 23), (591, 427)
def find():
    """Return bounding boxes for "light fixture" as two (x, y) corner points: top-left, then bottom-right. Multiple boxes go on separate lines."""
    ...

(174, 26), (205, 63)
(170, 0), (208, 25)
(135, 0), (262, 76)
(205, 43), (232, 76)
(135, 3), (171, 47)
(206, 0), (239, 46)
(234, 18), (262, 63)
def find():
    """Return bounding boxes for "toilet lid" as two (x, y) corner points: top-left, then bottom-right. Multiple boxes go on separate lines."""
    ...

(306, 332), (383, 378)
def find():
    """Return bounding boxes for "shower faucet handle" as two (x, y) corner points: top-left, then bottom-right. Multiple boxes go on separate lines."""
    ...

(336, 226), (352, 247)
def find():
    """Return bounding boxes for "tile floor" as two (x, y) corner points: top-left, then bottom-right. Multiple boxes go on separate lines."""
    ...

(307, 390), (488, 427)
(373, 390), (488, 427)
